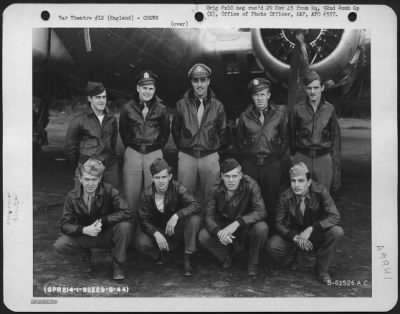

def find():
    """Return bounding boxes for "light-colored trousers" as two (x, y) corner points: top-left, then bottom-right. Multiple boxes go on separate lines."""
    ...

(123, 147), (162, 211)
(293, 152), (333, 191)
(177, 151), (220, 209)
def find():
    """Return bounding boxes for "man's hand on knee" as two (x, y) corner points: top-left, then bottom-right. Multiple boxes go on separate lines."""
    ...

(83, 219), (102, 237)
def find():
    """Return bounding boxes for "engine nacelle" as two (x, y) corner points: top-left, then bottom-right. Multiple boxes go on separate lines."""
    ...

(251, 28), (363, 87)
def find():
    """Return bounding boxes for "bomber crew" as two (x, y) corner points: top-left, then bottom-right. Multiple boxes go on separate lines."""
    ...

(135, 158), (201, 277)
(54, 159), (133, 280)
(199, 158), (269, 276)
(266, 162), (344, 283)
(65, 81), (119, 188)
(119, 70), (171, 211)
(172, 63), (227, 208)
(237, 78), (288, 227)
(288, 70), (339, 191)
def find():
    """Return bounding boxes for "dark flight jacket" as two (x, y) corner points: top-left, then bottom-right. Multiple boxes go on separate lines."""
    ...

(119, 96), (170, 154)
(275, 182), (341, 241)
(59, 182), (132, 236)
(288, 98), (337, 156)
(64, 105), (118, 168)
(204, 175), (267, 236)
(172, 89), (226, 157)
(138, 181), (200, 236)
(237, 103), (288, 158)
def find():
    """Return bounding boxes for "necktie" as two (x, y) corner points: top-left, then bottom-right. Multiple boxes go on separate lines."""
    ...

(299, 196), (306, 216)
(197, 99), (204, 126)
(142, 102), (149, 120)
(87, 194), (93, 215)
(259, 111), (264, 125)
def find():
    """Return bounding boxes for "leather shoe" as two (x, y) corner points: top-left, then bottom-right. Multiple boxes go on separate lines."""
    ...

(222, 255), (233, 270)
(112, 260), (125, 280)
(183, 254), (193, 277)
(317, 272), (332, 284)
(79, 251), (93, 273)
(155, 252), (165, 265)
(247, 264), (259, 277)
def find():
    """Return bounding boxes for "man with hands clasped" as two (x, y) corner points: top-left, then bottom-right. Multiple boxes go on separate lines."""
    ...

(199, 158), (269, 277)
(54, 159), (133, 281)
(135, 158), (201, 277)
(266, 162), (344, 283)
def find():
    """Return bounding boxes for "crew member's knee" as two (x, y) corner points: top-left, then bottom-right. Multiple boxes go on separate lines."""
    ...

(186, 214), (202, 229)
(114, 221), (134, 235)
(253, 221), (269, 236)
(53, 235), (74, 255)
(198, 228), (211, 246)
(328, 225), (344, 239)
(134, 232), (154, 251)
(265, 235), (284, 256)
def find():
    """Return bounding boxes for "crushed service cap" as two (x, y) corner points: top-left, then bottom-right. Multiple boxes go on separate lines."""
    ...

(187, 63), (212, 79)
(87, 81), (105, 97)
(302, 70), (322, 86)
(220, 158), (241, 174)
(81, 158), (105, 177)
(150, 158), (172, 176)
(136, 70), (159, 86)
(289, 162), (310, 177)
(248, 78), (271, 94)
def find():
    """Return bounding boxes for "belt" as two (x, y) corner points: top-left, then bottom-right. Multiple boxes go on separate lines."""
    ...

(245, 154), (278, 166)
(180, 148), (216, 158)
(129, 144), (159, 154)
(297, 147), (330, 158)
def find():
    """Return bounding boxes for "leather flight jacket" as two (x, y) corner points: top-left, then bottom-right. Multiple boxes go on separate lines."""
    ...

(172, 89), (226, 158)
(275, 182), (341, 241)
(64, 105), (118, 168)
(59, 182), (132, 236)
(119, 96), (170, 154)
(237, 103), (288, 163)
(288, 98), (337, 157)
(138, 180), (200, 237)
(204, 174), (267, 236)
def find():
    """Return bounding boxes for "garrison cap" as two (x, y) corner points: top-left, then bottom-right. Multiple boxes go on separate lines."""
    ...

(220, 158), (241, 174)
(80, 158), (105, 177)
(136, 70), (158, 86)
(289, 162), (309, 177)
(150, 158), (172, 176)
(248, 78), (271, 94)
(87, 81), (105, 97)
(302, 70), (322, 86)
(188, 63), (212, 79)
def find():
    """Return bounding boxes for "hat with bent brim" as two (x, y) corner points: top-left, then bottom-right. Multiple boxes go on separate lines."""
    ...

(136, 70), (158, 86)
(289, 162), (309, 177)
(87, 81), (105, 97)
(187, 63), (212, 79)
(150, 158), (172, 176)
(248, 78), (271, 94)
(220, 158), (241, 174)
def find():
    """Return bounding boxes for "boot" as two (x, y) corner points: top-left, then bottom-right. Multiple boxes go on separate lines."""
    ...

(155, 251), (165, 265)
(79, 251), (93, 273)
(247, 263), (259, 277)
(112, 259), (125, 280)
(183, 253), (193, 277)
(222, 254), (233, 270)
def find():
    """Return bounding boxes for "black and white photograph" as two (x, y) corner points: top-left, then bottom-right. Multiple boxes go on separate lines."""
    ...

(3, 3), (397, 312)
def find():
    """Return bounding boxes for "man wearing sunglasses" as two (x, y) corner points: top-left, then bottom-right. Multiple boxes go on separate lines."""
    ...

(172, 63), (227, 209)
